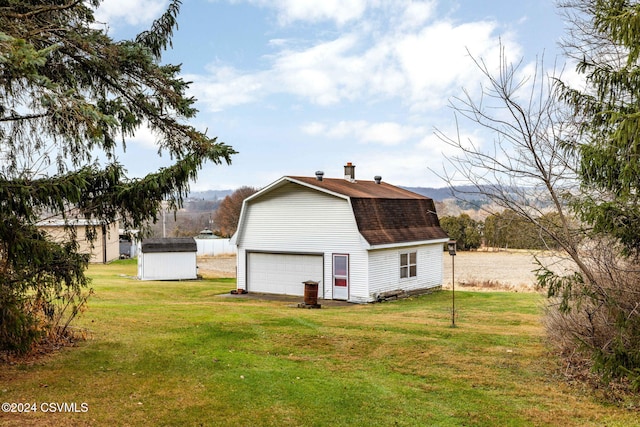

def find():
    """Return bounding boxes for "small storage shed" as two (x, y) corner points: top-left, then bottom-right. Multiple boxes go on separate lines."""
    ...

(138, 237), (198, 281)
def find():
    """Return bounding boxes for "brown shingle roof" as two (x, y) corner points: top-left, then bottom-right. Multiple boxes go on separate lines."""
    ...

(288, 176), (449, 246)
(351, 198), (448, 246)
(289, 176), (426, 199)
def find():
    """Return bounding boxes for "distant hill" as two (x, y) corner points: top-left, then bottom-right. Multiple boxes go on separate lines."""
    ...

(403, 186), (489, 202)
(188, 190), (233, 201)
(188, 186), (490, 208)
(404, 186), (454, 201)
(189, 187), (491, 203)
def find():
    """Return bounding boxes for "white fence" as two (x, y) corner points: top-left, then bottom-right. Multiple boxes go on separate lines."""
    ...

(195, 238), (237, 256)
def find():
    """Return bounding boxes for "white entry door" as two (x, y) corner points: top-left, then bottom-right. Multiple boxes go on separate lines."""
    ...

(332, 254), (349, 300)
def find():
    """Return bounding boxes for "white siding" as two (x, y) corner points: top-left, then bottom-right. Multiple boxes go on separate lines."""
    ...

(195, 238), (237, 255)
(247, 253), (323, 296)
(368, 244), (444, 298)
(235, 182), (369, 302)
(138, 252), (197, 281)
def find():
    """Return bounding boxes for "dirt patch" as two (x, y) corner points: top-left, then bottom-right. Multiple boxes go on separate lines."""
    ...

(198, 250), (570, 292)
(197, 254), (237, 278)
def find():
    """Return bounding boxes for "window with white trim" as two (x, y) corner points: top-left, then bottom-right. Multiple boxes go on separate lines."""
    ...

(400, 251), (417, 278)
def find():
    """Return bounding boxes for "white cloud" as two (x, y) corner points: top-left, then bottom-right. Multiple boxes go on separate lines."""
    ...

(394, 21), (523, 110)
(185, 66), (265, 112)
(271, 34), (366, 105)
(236, 0), (368, 25)
(94, 0), (169, 27)
(355, 147), (443, 187)
(397, 1), (437, 30)
(351, 125), (495, 187)
(271, 0), (367, 25)
(192, 1), (523, 113)
(325, 120), (369, 139)
(126, 124), (160, 150)
(361, 122), (423, 145)
(302, 120), (426, 146)
(418, 128), (486, 158)
(300, 122), (326, 135)
(558, 59), (588, 92)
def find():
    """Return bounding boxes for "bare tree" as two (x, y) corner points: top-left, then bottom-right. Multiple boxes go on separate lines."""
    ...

(213, 186), (258, 237)
(437, 44), (640, 391)
(435, 46), (591, 277)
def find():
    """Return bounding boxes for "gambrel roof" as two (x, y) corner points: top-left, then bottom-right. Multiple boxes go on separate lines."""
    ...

(239, 176), (448, 248)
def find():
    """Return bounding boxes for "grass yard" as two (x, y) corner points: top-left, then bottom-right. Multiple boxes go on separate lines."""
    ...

(1, 260), (638, 426)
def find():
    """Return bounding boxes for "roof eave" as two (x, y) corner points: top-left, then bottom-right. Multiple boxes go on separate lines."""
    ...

(364, 237), (450, 251)
(36, 218), (117, 227)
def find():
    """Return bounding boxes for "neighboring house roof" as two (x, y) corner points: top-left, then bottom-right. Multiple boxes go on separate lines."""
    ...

(36, 217), (114, 227)
(141, 237), (197, 253)
(196, 228), (221, 239)
(239, 176), (448, 247)
(36, 208), (120, 227)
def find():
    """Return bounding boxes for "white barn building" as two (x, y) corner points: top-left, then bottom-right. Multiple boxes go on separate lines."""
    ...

(232, 164), (449, 303)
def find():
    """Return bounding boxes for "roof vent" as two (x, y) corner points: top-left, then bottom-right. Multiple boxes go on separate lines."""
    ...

(344, 162), (355, 181)
(374, 176), (382, 184)
(315, 171), (324, 181)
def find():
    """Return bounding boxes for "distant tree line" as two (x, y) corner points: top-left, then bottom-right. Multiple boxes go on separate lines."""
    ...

(212, 186), (258, 237)
(439, 210), (563, 251)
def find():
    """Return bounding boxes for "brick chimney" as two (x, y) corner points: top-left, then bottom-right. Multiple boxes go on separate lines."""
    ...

(344, 162), (355, 181)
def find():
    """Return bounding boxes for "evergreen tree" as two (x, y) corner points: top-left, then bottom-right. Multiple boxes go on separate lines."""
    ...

(561, 0), (640, 255)
(439, 214), (482, 250)
(0, 1), (235, 353)
(556, 0), (640, 387)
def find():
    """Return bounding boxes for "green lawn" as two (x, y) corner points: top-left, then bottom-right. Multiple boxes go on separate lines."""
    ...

(1, 260), (637, 426)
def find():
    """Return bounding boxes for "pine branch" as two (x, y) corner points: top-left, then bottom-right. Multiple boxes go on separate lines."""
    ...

(0, 1), (86, 20)
(0, 113), (48, 122)
(135, 0), (182, 59)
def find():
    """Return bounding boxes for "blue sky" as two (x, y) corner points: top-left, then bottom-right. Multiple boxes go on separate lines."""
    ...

(96, 0), (569, 191)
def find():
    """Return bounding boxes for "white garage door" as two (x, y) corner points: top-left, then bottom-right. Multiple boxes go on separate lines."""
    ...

(247, 253), (323, 296)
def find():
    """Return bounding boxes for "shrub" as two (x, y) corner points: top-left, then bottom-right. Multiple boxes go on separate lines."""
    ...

(540, 240), (640, 391)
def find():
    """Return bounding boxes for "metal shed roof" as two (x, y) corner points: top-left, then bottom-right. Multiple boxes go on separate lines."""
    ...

(141, 237), (197, 253)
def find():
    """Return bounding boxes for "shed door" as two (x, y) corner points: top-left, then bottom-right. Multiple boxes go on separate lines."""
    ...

(247, 253), (323, 296)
